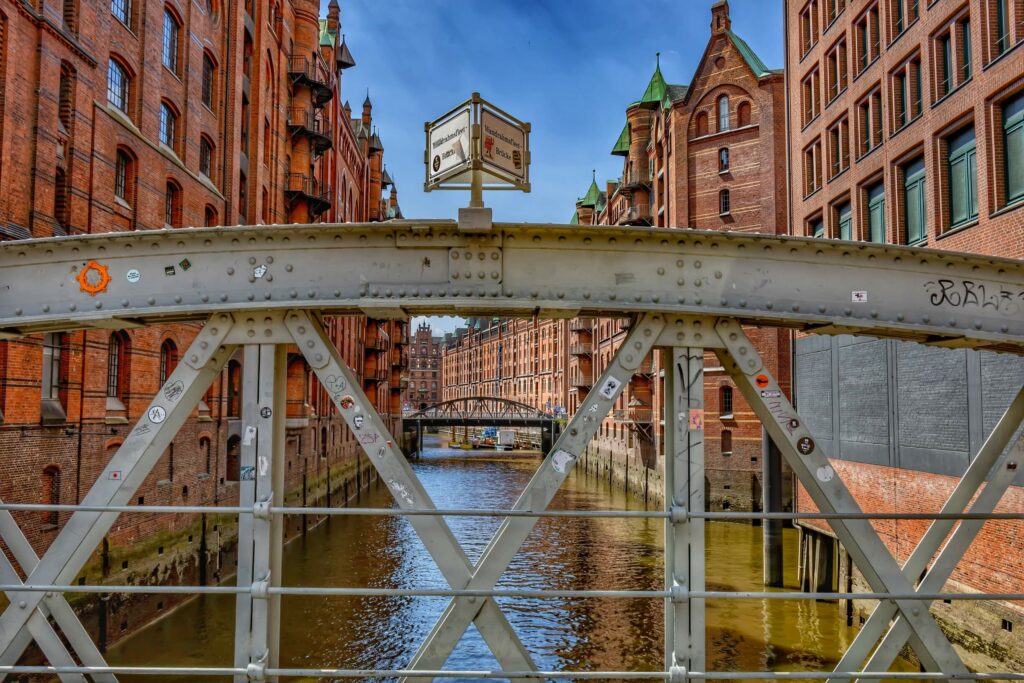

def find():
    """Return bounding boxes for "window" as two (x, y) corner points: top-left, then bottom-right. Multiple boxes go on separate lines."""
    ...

(902, 156), (926, 244)
(988, 0), (1012, 60)
(200, 137), (213, 177)
(54, 168), (69, 233)
(719, 148), (730, 173)
(115, 149), (131, 203)
(737, 101), (751, 126)
(936, 14), (972, 99)
(719, 189), (731, 215)
(857, 87), (883, 156)
(1004, 92), (1024, 206)
(107, 332), (128, 399)
(107, 58), (130, 114)
(205, 205), (218, 227)
(835, 201), (852, 240)
(855, 5), (881, 73)
(803, 138), (822, 196)
(63, 0), (77, 34)
(226, 436), (240, 481)
(721, 430), (733, 456)
(718, 95), (729, 132)
(159, 339), (178, 384)
(202, 54), (215, 109)
(866, 182), (886, 242)
(162, 9), (180, 74)
(227, 360), (241, 418)
(826, 0), (847, 25)
(809, 216), (825, 237)
(892, 54), (922, 129)
(164, 181), (180, 227)
(159, 102), (176, 149)
(828, 116), (850, 178)
(58, 65), (74, 134)
(111, 0), (131, 27)
(696, 112), (708, 136)
(946, 126), (977, 229)
(239, 170), (248, 219)
(826, 38), (848, 102)
(41, 333), (65, 403)
(720, 385), (734, 417)
(42, 466), (61, 526)
(889, 0), (918, 40)
(802, 66), (821, 126)
(800, 0), (820, 56)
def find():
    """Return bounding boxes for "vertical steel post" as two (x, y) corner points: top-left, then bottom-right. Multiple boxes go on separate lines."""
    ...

(663, 347), (705, 678)
(762, 429), (784, 587)
(233, 346), (259, 683)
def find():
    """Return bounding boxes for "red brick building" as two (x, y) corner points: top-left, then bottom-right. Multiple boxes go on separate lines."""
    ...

(0, 0), (405, 648)
(406, 322), (443, 411)
(566, 1), (792, 509)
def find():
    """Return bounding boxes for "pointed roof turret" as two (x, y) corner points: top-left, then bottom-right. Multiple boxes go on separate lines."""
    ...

(337, 34), (356, 69)
(639, 52), (667, 109)
(579, 170), (601, 208)
(363, 89), (372, 108)
(369, 127), (383, 152)
(381, 166), (393, 187)
(569, 210), (579, 225)
(611, 123), (630, 156)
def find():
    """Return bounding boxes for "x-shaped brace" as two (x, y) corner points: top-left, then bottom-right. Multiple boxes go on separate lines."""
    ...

(0, 315), (235, 672)
(714, 318), (970, 679)
(827, 385), (1024, 682)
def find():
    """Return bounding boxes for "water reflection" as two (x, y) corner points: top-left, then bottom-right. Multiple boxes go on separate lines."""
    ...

(109, 435), (913, 681)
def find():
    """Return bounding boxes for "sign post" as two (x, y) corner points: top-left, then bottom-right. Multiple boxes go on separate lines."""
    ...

(424, 93), (530, 231)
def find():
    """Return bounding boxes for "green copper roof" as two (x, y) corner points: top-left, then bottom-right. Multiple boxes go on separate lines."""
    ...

(639, 54), (667, 108)
(318, 20), (336, 47)
(611, 123), (630, 156)
(579, 174), (601, 207)
(569, 210), (579, 225)
(726, 29), (771, 78)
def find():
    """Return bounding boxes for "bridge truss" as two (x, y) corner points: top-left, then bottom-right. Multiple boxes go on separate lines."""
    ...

(0, 222), (1022, 681)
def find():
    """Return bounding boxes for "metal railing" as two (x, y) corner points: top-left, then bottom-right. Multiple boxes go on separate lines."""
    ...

(569, 372), (592, 388)
(569, 317), (593, 332)
(620, 169), (651, 188)
(613, 203), (652, 225)
(569, 341), (592, 355)
(287, 107), (332, 151)
(285, 173), (331, 209)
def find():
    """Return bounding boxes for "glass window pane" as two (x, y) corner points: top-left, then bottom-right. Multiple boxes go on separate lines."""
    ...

(950, 156), (967, 225)
(837, 202), (851, 240)
(1006, 119), (1023, 203)
(868, 183), (885, 242)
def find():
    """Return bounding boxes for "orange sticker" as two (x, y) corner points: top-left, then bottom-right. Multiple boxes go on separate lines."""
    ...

(755, 374), (770, 388)
(77, 260), (111, 296)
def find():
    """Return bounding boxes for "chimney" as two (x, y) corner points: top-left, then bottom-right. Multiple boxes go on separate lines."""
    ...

(327, 0), (340, 33)
(711, 0), (731, 34)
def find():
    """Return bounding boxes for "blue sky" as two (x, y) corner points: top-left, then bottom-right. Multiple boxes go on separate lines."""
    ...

(325, 0), (784, 334)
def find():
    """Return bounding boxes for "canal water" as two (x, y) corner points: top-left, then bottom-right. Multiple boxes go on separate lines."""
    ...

(108, 436), (911, 681)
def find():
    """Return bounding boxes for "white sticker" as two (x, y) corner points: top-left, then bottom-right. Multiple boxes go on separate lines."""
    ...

(258, 455), (269, 476)
(126, 269), (141, 284)
(148, 406), (166, 424)
(242, 425), (257, 446)
(552, 449), (576, 474)
(816, 465), (835, 482)
(851, 290), (868, 303)
(598, 376), (622, 400)
(253, 264), (268, 278)
(387, 480), (415, 507)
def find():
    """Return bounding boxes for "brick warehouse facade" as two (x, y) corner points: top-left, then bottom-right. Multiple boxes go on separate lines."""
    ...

(563, 1), (793, 510)
(405, 321), (443, 411)
(785, 0), (1024, 670)
(0, 0), (407, 652)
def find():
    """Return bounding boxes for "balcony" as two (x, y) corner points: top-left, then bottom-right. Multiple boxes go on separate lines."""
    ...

(569, 372), (592, 389)
(612, 203), (652, 226)
(287, 107), (332, 155)
(284, 173), (331, 217)
(613, 408), (654, 424)
(633, 354), (655, 376)
(569, 317), (593, 333)
(365, 326), (390, 352)
(287, 55), (332, 106)
(569, 341), (592, 356)
(619, 170), (651, 190)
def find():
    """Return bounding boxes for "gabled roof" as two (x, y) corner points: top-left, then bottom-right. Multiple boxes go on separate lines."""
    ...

(337, 35), (356, 69)
(611, 123), (630, 156)
(725, 29), (771, 78)
(638, 54), (667, 109)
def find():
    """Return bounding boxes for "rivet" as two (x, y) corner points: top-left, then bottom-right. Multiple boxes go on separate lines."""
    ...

(714, 271), (722, 279)
(264, 328), (272, 337)
(791, 304), (800, 312)
(285, 264), (293, 272)
(765, 302), (773, 309)
(266, 274), (273, 282)
(264, 292), (272, 300)
(477, 271), (485, 279)
(844, 308), (852, 315)
(201, 295), (209, 302)
(676, 259), (684, 268)
(266, 256), (274, 264)
(147, 298), (155, 305)
(694, 260), (702, 268)
(249, 257), (257, 265)
(227, 267), (235, 275)
(95, 301), (103, 309)
(190, 355), (199, 363)
(922, 315), (930, 323)
(306, 340), (315, 348)
(175, 295), (183, 304)
(491, 271), (500, 279)
(43, 304), (51, 312)
(896, 313), (905, 321)
(609, 293), (617, 301)
(15, 308), (22, 315)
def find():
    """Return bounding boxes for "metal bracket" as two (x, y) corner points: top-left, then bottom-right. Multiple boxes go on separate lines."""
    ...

(457, 207), (493, 233)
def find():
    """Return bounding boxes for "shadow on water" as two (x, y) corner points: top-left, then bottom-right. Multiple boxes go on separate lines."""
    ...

(108, 434), (920, 682)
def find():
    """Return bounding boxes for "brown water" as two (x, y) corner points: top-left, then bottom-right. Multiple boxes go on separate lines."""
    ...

(108, 436), (913, 681)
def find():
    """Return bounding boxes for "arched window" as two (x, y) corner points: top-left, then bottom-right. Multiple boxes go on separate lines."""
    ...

(204, 205), (218, 227)
(159, 339), (178, 384)
(737, 101), (751, 127)
(225, 435), (240, 481)
(159, 102), (177, 150)
(227, 360), (241, 417)
(720, 385), (734, 417)
(718, 95), (730, 131)
(696, 111), (708, 137)
(164, 180), (181, 227)
(42, 466), (61, 526)
(106, 332), (129, 400)
(201, 53), (215, 109)
(107, 57), (131, 114)
(721, 429), (733, 456)
(58, 63), (75, 134)
(719, 148), (730, 173)
(719, 189), (731, 215)
(114, 148), (133, 203)
(162, 8), (180, 74)
(199, 436), (211, 474)
(199, 136), (214, 177)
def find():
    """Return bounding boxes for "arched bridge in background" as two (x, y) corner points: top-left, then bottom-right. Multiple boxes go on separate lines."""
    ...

(0, 221), (1022, 682)
(405, 396), (560, 455)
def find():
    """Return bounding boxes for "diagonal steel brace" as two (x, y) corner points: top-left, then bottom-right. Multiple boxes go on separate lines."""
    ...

(286, 311), (538, 682)
(0, 315), (235, 667)
(828, 384), (1024, 681)
(398, 314), (668, 680)
(714, 318), (968, 679)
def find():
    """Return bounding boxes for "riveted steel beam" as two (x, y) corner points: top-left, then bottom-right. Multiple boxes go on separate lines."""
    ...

(0, 223), (1021, 352)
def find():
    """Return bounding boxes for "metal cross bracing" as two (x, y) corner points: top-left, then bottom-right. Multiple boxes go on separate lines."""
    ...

(0, 223), (1022, 681)
(405, 396), (554, 427)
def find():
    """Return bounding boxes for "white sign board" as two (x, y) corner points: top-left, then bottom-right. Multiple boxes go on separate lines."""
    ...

(426, 107), (471, 185)
(480, 109), (527, 183)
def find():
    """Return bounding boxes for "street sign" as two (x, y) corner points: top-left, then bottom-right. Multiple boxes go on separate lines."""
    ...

(426, 106), (471, 186)
(480, 109), (527, 184)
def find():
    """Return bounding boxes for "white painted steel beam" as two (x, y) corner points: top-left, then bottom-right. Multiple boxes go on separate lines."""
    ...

(1, 224), (1021, 353)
